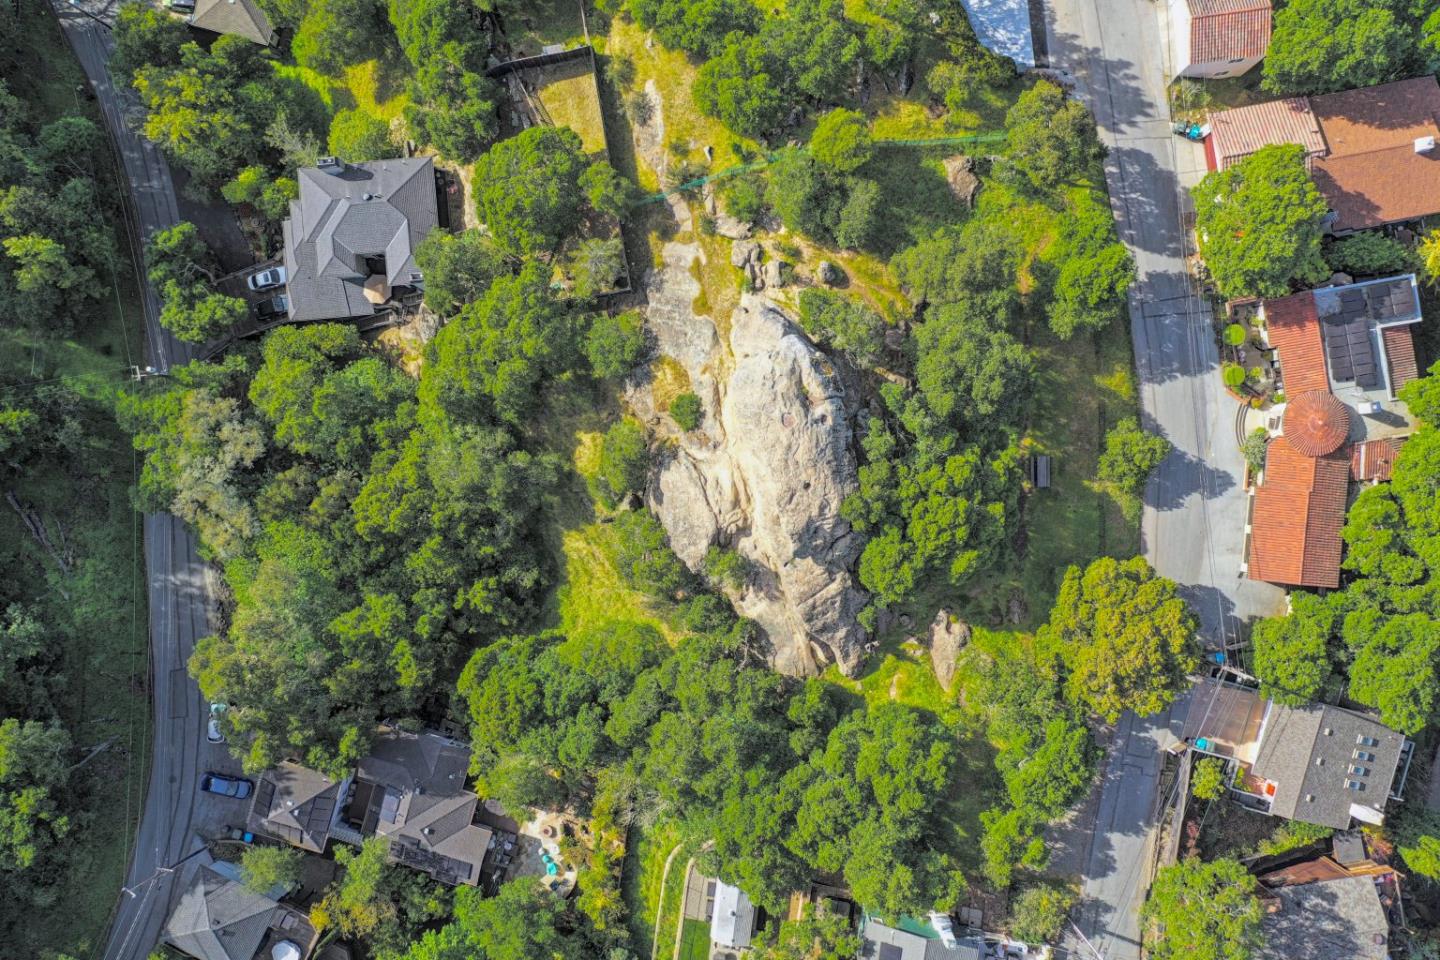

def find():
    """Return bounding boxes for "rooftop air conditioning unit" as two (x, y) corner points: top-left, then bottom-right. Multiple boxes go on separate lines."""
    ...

(1416, 136), (1436, 154)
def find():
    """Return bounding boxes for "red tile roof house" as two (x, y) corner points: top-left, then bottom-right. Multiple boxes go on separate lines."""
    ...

(1167, 0), (1272, 81)
(1246, 275), (1423, 589)
(1205, 76), (1440, 233)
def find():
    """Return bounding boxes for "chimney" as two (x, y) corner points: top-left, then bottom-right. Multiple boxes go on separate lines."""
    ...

(316, 156), (346, 176)
(1415, 136), (1436, 154)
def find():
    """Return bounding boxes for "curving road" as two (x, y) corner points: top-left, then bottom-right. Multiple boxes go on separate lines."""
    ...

(49, 4), (244, 959)
(1040, 0), (1288, 956)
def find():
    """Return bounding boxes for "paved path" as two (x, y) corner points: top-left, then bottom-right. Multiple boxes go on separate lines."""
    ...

(48, 6), (242, 960)
(1039, 0), (1288, 957)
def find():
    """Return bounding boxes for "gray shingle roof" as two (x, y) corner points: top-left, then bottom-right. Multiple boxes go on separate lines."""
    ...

(357, 728), (491, 885)
(164, 865), (285, 960)
(859, 922), (983, 960)
(282, 158), (438, 323)
(247, 763), (342, 853)
(1258, 876), (1389, 960)
(1251, 703), (1405, 829)
(188, 0), (275, 45)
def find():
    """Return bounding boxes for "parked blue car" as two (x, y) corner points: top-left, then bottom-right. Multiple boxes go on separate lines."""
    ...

(200, 772), (252, 799)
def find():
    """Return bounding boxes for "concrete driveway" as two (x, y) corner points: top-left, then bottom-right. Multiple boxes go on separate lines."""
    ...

(1037, 0), (1288, 956)
(49, 4), (235, 959)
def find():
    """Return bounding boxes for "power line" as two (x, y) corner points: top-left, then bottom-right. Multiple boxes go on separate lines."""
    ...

(641, 132), (1009, 202)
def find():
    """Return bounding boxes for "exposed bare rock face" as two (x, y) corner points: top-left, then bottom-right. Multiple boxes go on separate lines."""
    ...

(927, 610), (971, 692)
(644, 293), (870, 676)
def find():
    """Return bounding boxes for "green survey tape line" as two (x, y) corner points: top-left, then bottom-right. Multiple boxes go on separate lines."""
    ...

(641, 132), (1007, 202)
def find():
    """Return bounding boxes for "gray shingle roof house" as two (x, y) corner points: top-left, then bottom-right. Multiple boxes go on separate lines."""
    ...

(247, 762), (344, 854)
(349, 727), (493, 887)
(1257, 875), (1390, 960)
(163, 860), (316, 960)
(282, 157), (439, 324)
(1249, 702), (1411, 830)
(250, 728), (493, 887)
(859, 919), (984, 960)
(187, 0), (276, 46)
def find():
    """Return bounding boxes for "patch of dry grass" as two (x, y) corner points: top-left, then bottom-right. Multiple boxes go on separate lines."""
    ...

(533, 60), (609, 157)
(649, 355), (692, 411)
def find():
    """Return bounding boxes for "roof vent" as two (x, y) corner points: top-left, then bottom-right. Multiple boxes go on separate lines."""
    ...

(362, 193), (375, 201)
(1324, 727), (1334, 736)
(1305, 794), (1315, 802)
(1416, 136), (1436, 154)
(316, 156), (346, 176)
(1314, 757), (1324, 766)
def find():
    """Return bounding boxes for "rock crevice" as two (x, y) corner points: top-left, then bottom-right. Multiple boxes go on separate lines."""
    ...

(645, 293), (869, 676)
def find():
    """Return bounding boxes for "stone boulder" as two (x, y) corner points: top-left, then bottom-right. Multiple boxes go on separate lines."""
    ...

(943, 155), (981, 207)
(927, 610), (970, 692)
(816, 260), (843, 286)
(647, 294), (869, 676)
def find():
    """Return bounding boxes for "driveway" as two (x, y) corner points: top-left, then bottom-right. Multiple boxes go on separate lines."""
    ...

(49, 5), (239, 959)
(1038, 0), (1287, 956)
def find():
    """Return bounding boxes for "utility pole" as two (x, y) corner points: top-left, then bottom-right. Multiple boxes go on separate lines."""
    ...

(122, 844), (209, 898)
(64, 0), (111, 30)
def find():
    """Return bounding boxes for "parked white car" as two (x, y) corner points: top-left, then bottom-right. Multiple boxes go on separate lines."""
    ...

(246, 266), (287, 291)
(207, 715), (225, 744)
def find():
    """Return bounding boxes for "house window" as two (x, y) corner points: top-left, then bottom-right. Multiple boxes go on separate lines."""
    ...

(1345, 779), (1366, 792)
(1354, 750), (1375, 762)
(1349, 764), (1370, 776)
(1357, 734), (1379, 747)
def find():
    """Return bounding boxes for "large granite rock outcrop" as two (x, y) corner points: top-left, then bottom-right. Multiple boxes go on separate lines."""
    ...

(646, 294), (869, 676)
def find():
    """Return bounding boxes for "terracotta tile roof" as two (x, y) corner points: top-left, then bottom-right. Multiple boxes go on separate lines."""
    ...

(1283, 389), (1351, 456)
(1350, 437), (1405, 482)
(1265, 292), (1330, 394)
(1188, 0), (1272, 64)
(1248, 437), (1350, 588)
(1382, 323), (1420, 395)
(1310, 77), (1440, 231)
(1208, 98), (1325, 169)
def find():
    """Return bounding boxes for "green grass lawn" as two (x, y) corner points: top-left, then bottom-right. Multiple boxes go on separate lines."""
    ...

(0, 8), (151, 957)
(677, 917), (713, 960)
(620, 819), (686, 958)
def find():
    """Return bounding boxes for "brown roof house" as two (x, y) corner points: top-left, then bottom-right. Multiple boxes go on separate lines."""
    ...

(1206, 76), (1440, 232)
(282, 157), (441, 324)
(1247, 831), (1404, 960)
(185, 0), (276, 46)
(162, 855), (317, 960)
(1167, 0), (1272, 81)
(251, 727), (496, 887)
(1185, 675), (1415, 830)
(1246, 275), (1423, 589)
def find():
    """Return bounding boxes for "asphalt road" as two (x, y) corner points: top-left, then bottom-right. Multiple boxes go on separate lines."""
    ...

(1039, 0), (1288, 957)
(47, 5), (246, 959)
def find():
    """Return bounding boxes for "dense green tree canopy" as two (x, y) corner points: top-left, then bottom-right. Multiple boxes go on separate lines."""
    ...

(1191, 144), (1330, 300)
(473, 127), (590, 256)
(1046, 556), (1200, 722)
(1143, 858), (1264, 960)
(413, 230), (506, 318)
(391, 0), (500, 161)
(1097, 417), (1170, 493)
(1003, 80), (1104, 191)
(810, 108), (873, 172)
(293, 0), (395, 76)
(585, 310), (646, 380)
(1263, 0), (1420, 95)
(421, 264), (582, 425)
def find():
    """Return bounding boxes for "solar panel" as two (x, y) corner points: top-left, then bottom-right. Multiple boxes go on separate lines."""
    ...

(1322, 309), (1378, 386)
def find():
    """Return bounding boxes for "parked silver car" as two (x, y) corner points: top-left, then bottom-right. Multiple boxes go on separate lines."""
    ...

(246, 266), (287, 291)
